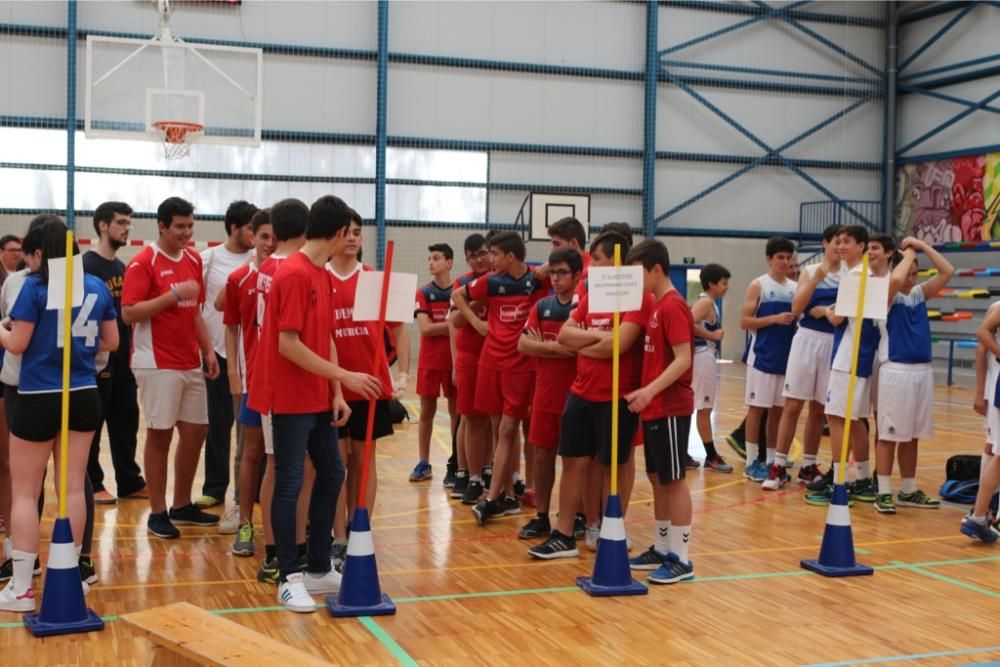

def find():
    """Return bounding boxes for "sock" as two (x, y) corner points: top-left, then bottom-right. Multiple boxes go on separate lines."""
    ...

(833, 462), (844, 484)
(456, 469), (467, 479)
(703, 440), (718, 459)
(469, 475), (482, 483)
(900, 478), (917, 494)
(774, 451), (787, 467)
(670, 524), (692, 564)
(766, 447), (776, 465)
(265, 544), (276, 561)
(654, 521), (671, 553)
(512, 471), (522, 483)
(745, 442), (760, 465)
(11, 550), (35, 595)
(3, 537), (11, 559)
(802, 453), (818, 467)
(877, 475), (892, 495)
(296, 543), (307, 559)
(972, 514), (988, 523)
(856, 460), (871, 480)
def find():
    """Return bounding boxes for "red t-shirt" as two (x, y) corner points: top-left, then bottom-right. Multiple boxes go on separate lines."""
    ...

(328, 263), (394, 402)
(248, 252), (333, 415)
(568, 292), (653, 402)
(415, 280), (453, 372)
(640, 289), (695, 421)
(222, 262), (258, 391)
(451, 271), (488, 366)
(525, 294), (577, 414)
(121, 244), (205, 370)
(255, 253), (288, 334)
(465, 269), (550, 373)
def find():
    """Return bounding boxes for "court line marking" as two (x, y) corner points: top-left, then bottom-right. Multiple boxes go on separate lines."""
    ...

(801, 645), (1000, 667)
(359, 616), (419, 667)
(891, 559), (1000, 600)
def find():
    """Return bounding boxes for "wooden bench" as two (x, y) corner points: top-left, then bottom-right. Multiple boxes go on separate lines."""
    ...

(120, 601), (332, 666)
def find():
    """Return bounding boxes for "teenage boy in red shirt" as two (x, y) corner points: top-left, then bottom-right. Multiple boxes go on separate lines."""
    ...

(248, 195), (380, 613)
(624, 239), (696, 585)
(452, 231), (549, 524)
(411, 244), (456, 482)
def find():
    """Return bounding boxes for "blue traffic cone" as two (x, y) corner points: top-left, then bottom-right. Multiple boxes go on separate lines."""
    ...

(24, 517), (104, 636)
(327, 507), (396, 617)
(577, 495), (648, 597)
(801, 484), (874, 577)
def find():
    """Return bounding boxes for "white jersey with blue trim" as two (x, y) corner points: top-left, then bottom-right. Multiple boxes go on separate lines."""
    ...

(747, 273), (797, 375)
(694, 292), (721, 354)
(880, 285), (932, 364)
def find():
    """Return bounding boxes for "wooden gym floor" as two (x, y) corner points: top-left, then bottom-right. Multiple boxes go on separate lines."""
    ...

(3, 366), (1000, 666)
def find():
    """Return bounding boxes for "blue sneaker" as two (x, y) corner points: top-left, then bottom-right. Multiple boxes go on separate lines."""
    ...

(647, 553), (694, 584)
(409, 461), (433, 482)
(961, 515), (998, 543)
(743, 460), (767, 483)
(629, 545), (669, 571)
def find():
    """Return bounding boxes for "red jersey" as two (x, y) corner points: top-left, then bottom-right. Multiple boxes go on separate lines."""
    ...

(451, 271), (488, 366)
(415, 280), (453, 372)
(222, 262), (258, 392)
(248, 252), (333, 415)
(121, 244), (205, 371)
(568, 292), (653, 402)
(328, 263), (394, 402)
(465, 269), (549, 373)
(640, 289), (695, 421)
(525, 294), (577, 414)
(255, 253), (289, 334)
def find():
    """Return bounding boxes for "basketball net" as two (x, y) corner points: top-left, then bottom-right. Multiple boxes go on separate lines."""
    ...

(153, 121), (203, 160)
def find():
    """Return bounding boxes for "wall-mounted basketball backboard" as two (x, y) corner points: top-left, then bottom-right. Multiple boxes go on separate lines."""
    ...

(84, 0), (262, 152)
(529, 192), (591, 241)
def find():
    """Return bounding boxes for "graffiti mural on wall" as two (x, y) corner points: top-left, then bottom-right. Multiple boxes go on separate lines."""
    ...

(896, 151), (1000, 242)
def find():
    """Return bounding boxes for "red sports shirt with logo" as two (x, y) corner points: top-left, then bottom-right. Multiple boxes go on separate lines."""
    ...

(451, 271), (488, 368)
(222, 262), (258, 391)
(465, 269), (550, 373)
(328, 263), (394, 402)
(640, 289), (695, 421)
(524, 294), (577, 414)
(414, 280), (453, 372)
(121, 244), (205, 371)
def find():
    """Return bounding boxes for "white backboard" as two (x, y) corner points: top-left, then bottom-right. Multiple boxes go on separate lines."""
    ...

(529, 193), (591, 241)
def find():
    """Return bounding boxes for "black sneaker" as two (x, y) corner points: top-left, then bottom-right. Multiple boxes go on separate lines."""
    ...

(500, 494), (521, 516)
(461, 479), (484, 505)
(472, 498), (501, 526)
(147, 511), (181, 539)
(573, 513), (587, 540)
(513, 478), (526, 498)
(849, 478), (877, 503)
(528, 531), (579, 560)
(168, 504), (220, 526)
(79, 556), (97, 585)
(806, 467), (834, 492)
(0, 555), (41, 581)
(482, 467), (493, 493)
(451, 472), (469, 499)
(518, 515), (551, 539)
(442, 467), (458, 488)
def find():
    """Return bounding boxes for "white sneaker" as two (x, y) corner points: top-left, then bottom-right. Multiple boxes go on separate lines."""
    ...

(277, 573), (316, 613)
(218, 505), (240, 535)
(585, 524), (601, 552)
(0, 581), (35, 612)
(303, 569), (342, 595)
(82, 580), (90, 596)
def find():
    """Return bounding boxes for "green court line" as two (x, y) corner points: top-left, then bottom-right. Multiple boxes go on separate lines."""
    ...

(891, 560), (1000, 600)
(393, 585), (579, 604)
(359, 616), (419, 667)
(802, 645), (1000, 667)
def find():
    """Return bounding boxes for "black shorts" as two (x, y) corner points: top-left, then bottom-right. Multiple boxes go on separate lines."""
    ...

(558, 394), (637, 466)
(3, 384), (18, 425)
(338, 400), (394, 442)
(643, 415), (692, 484)
(11, 389), (102, 442)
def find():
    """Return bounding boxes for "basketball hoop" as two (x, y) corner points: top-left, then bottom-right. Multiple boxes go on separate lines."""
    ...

(152, 120), (203, 159)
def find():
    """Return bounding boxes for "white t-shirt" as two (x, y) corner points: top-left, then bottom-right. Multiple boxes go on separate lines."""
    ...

(0, 269), (29, 386)
(201, 245), (251, 358)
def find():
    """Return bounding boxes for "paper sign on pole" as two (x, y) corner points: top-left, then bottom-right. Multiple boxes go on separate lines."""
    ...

(834, 271), (889, 320)
(353, 271), (418, 323)
(45, 254), (85, 311)
(587, 265), (644, 313)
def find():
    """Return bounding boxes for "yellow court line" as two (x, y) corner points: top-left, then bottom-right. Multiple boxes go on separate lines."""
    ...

(98, 578), (259, 592)
(378, 502), (454, 521)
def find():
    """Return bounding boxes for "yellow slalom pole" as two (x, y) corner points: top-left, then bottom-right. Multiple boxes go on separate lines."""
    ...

(836, 253), (869, 486)
(610, 244), (621, 496)
(58, 229), (74, 519)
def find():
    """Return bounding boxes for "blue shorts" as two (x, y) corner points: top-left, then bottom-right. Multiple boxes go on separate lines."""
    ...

(238, 393), (262, 427)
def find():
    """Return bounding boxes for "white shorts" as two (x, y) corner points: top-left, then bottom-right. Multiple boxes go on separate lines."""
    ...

(134, 368), (208, 430)
(824, 369), (871, 420)
(986, 364), (998, 448)
(782, 328), (833, 403)
(876, 362), (934, 442)
(693, 350), (717, 411)
(262, 411), (274, 455)
(745, 367), (785, 408)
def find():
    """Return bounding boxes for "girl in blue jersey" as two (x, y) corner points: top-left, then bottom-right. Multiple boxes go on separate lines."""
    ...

(0, 219), (118, 612)
(874, 237), (953, 514)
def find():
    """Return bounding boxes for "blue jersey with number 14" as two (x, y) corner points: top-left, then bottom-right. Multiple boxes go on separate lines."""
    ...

(10, 273), (117, 394)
